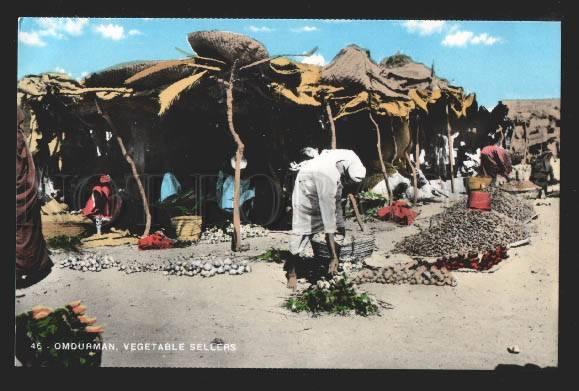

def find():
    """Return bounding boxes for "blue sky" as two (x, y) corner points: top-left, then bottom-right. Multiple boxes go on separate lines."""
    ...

(17, 18), (560, 108)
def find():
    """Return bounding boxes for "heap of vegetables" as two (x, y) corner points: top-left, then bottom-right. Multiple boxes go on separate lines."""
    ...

(256, 248), (292, 263)
(434, 246), (509, 271)
(285, 275), (382, 316)
(15, 301), (104, 367)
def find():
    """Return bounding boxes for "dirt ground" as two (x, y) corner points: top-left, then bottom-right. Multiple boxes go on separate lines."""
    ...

(15, 189), (559, 369)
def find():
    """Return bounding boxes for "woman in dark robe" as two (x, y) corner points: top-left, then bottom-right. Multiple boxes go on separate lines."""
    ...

(16, 107), (52, 288)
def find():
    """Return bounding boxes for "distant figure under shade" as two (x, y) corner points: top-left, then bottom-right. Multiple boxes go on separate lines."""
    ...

(479, 144), (512, 184)
(530, 151), (556, 199)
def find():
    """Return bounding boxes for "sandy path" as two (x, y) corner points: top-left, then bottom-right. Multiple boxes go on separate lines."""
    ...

(14, 197), (558, 369)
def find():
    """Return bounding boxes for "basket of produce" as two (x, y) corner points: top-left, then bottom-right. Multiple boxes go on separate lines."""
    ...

(170, 215), (202, 242)
(15, 301), (104, 367)
(499, 180), (540, 194)
(465, 176), (492, 191)
(311, 233), (375, 262)
(41, 214), (93, 240)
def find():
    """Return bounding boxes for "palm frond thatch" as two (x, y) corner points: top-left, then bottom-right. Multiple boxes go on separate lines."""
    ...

(124, 59), (194, 85)
(158, 70), (207, 116)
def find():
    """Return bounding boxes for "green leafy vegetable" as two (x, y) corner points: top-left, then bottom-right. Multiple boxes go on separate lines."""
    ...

(285, 275), (380, 316)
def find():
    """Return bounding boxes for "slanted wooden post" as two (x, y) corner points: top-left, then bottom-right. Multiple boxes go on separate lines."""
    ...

(369, 112), (393, 205)
(445, 102), (455, 193)
(412, 116), (420, 205)
(407, 152), (418, 205)
(95, 99), (152, 237)
(225, 60), (244, 252)
(326, 99), (364, 231)
(325, 101), (337, 150)
(523, 122), (529, 164)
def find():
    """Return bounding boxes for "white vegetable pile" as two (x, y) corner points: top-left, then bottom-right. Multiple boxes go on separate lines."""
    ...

(58, 253), (252, 277)
(199, 224), (269, 243)
(59, 254), (120, 272)
(161, 257), (251, 277)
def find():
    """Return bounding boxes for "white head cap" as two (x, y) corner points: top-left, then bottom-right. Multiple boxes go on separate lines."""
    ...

(347, 161), (366, 183)
(230, 156), (248, 170)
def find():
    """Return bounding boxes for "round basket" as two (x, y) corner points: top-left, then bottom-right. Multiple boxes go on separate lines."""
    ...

(465, 176), (493, 191)
(312, 234), (375, 262)
(170, 215), (202, 241)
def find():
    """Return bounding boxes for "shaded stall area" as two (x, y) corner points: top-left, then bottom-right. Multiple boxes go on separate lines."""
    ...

(18, 30), (481, 237)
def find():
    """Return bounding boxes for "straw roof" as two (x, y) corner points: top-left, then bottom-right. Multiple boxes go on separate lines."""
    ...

(320, 45), (408, 99)
(187, 30), (269, 67)
(84, 61), (163, 87)
(380, 58), (449, 93)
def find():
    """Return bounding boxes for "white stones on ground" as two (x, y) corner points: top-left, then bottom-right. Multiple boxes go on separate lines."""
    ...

(59, 253), (121, 272)
(199, 224), (269, 243)
(161, 256), (252, 278)
(60, 251), (252, 279)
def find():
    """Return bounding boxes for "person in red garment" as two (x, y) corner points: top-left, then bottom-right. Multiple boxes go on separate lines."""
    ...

(16, 107), (53, 290)
(82, 174), (113, 234)
(479, 142), (512, 185)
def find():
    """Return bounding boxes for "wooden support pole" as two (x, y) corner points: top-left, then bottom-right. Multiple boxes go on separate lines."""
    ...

(445, 103), (455, 193)
(523, 122), (528, 164)
(414, 120), (421, 205)
(369, 112), (392, 205)
(325, 101), (337, 150)
(348, 194), (365, 232)
(326, 99), (363, 231)
(225, 60), (244, 252)
(407, 152), (418, 205)
(95, 100), (151, 237)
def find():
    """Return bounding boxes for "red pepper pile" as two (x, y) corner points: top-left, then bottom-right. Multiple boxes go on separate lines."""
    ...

(376, 200), (417, 225)
(434, 246), (508, 271)
(137, 231), (174, 250)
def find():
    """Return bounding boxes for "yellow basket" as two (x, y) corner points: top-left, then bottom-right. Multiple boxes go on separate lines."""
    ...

(465, 176), (492, 191)
(41, 214), (92, 240)
(170, 215), (202, 241)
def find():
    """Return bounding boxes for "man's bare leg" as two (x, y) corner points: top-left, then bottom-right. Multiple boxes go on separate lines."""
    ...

(326, 233), (339, 275)
(285, 256), (297, 291)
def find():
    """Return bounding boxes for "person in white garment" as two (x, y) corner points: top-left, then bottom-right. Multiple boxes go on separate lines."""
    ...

(286, 149), (366, 290)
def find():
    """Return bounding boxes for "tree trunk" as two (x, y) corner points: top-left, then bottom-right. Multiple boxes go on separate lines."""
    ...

(326, 99), (364, 231)
(523, 122), (528, 164)
(414, 121), (420, 204)
(95, 100), (151, 237)
(225, 61), (244, 252)
(413, 117), (420, 205)
(348, 194), (365, 232)
(445, 103), (455, 193)
(369, 112), (392, 205)
(325, 101), (337, 150)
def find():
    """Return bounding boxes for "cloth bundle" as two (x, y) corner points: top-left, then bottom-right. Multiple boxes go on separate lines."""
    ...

(376, 200), (417, 225)
(138, 231), (174, 250)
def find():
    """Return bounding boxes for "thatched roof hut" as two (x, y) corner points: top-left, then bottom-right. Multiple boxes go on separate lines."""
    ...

(17, 30), (482, 229)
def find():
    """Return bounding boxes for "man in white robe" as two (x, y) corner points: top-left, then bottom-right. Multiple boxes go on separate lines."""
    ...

(286, 149), (366, 290)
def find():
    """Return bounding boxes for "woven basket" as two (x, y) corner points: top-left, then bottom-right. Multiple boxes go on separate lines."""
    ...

(465, 176), (492, 191)
(170, 215), (202, 241)
(41, 215), (92, 240)
(312, 234), (375, 262)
